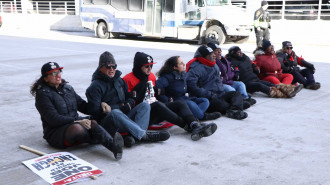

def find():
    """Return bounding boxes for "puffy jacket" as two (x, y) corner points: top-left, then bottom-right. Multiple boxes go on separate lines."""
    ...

(35, 82), (88, 141)
(254, 50), (283, 80)
(86, 69), (134, 122)
(276, 49), (314, 73)
(227, 53), (260, 83)
(216, 57), (236, 85)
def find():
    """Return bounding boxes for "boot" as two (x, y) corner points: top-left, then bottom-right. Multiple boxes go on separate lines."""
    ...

(268, 87), (287, 98)
(276, 84), (302, 98)
(305, 82), (321, 90)
(190, 121), (217, 141)
(245, 96), (257, 105)
(141, 131), (170, 142)
(123, 135), (135, 148)
(90, 125), (124, 160)
(200, 112), (222, 121)
(243, 101), (251, 110)
(226, 109), (248, 120)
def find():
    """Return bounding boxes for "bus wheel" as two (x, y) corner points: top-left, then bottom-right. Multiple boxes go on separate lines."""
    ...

(205, 25), (226, 45)
(96, 22), (110, 39)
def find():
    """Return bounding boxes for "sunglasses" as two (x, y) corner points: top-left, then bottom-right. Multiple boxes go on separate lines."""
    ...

(286, 46), (293, 49)
(49, 71), (62, 76)
(144, 65), (152, 68)
(105, 64), (117, 69)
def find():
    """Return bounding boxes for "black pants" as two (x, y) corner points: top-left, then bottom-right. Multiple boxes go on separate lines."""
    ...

(291, 69), (315, 87)
(207, 91), (243, 114)
(245, 80), (274, 95)
(149, 101), (196, 128)
(255, 27), (270, 48)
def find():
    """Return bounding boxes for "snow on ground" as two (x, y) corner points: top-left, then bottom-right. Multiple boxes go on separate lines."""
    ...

(0, 25), (330, 185)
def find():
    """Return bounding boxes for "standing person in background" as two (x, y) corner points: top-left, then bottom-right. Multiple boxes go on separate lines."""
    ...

(276, 41), (321, 90)
(31, 62), (124, 160)
(254, 0), (271, 48)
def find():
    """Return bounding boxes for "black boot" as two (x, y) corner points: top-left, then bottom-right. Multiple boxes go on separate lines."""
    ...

(201, 112), (222, 121)
(243, 101), (251, 110)
(306, 82), (320, 90)
(226, 109), (248, 120)
(245, 96), (256, 105)
(123, 135), (135, 148)
(141, 131), (170, 142)
(190, 121), (217, 141)
(90, 125), (124, 160)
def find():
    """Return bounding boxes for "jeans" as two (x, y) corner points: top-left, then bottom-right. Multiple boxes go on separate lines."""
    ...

(185, 98), (209, 120)
(100, 102), (150, 140)
(223, 82), (249, 99)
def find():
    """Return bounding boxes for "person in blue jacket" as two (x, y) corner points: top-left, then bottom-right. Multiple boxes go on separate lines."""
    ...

(156, 56), (221, 121)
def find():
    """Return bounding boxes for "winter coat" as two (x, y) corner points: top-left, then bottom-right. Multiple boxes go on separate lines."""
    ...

(216, 57), (237, 86)
(86, 69), (134, 122)
(35, 82), (89, 148)
(276, 49), (314, 73)
(123, 72), (156, 92)
(186, 59), (225, 99)
(226, 53), (260, 83)
(254, 50), (283, 80)
(155, 71), (190, 103)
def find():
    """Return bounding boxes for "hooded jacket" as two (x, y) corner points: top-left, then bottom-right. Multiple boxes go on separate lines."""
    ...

(254, 49), (283, 80)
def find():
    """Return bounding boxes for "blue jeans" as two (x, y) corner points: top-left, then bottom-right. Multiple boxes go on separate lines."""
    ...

(223, 82), (249, 99)
(185, 98), (209, 120)
(100, 102), (150, 140)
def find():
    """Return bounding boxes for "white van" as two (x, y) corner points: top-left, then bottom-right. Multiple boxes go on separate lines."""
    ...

(80, 0), (253, 44)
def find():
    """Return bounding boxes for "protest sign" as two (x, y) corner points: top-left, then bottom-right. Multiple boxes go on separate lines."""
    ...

(22, 152), (102, 185)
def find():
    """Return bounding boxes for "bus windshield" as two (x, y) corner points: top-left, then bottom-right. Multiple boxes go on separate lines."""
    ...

(206, 0), (229, 6)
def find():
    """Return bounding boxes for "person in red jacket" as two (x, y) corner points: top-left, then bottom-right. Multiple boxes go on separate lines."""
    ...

(254, 40), (303, 97)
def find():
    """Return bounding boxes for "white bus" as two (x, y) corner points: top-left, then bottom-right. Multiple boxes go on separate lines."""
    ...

(80, 0), (253, 44)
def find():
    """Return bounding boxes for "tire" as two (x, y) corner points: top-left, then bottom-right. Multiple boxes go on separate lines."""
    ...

(204, 25), (226, 45)
(96, 22), (110, 39)
(235, 36), (249, 44)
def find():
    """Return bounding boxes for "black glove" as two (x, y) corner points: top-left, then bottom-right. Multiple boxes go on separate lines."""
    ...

(120, 103), (131, 114)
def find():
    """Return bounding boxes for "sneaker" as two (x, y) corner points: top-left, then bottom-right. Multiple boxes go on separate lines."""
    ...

(243, 101), (251, 110)
(123, 135), (135, 147)
(226, 109), (248, 120)
(191, 122), (217, 141)
(141, 131), (170, 142)
(201, 112), (222, 121)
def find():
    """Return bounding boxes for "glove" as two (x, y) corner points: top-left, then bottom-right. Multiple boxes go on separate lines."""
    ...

(120, 103), (131, 114)
(257, 27), (261, 31)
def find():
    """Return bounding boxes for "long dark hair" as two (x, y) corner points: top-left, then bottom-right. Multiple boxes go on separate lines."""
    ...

(157, 56), (180, 77)
(30, 76), (67, 97)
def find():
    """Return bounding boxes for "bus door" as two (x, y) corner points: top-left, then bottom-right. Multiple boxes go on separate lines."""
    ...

(145, 0), (162, 36)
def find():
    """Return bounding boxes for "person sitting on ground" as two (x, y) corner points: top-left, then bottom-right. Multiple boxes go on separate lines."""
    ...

(253, 40), (303, 97)
(226, 46), (302, 98)
(86, 51), (170, 148)
(123, 52), (217, 141)
(155, 55), (221, 121)
(276, 41), (320, 90)
(31, 62), (124, 160)
(207, 42), (256, 107)
(186, 45), (248, 120)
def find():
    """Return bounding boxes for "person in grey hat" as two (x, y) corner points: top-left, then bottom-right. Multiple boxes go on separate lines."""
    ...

(254, 0), (271, 48)
(86, 51), (170, 148)
(186, 45), (248, 120)
(276, 41), (320, 90)
(31, 62), (124, 160)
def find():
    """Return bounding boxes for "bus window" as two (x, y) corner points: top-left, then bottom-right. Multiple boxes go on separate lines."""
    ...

(111, 0), (128, 10)
(128, 0), (143, 11)
(92, 0), (109, 5)
(197, 0), (205, 7)
(164, 0), (175, 12)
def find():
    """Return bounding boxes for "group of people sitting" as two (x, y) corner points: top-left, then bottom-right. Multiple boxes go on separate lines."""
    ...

(30, 39), (320, 160)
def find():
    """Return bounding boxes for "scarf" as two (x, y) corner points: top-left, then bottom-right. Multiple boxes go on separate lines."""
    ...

(186, 57), (216, 72)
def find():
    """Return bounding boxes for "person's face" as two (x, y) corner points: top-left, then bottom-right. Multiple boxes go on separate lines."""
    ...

(262, 4), (268, 10)
(174, 57), (185, 73)
(213, 48), (222, 59)
(44, 69), (62, 88)
(283, 45), (293, 54)
(236, 50), (243, 57)
(266, 45), (275, 54)
(141, 64), (152, 75)
(100, 64), (117, 78)
(205, 52), (216, 62)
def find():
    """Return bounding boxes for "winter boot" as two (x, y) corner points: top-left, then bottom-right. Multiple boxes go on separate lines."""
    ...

(141, 131), (170, 142)
(243, 101), (251, 110)
(226, 109), (248, 120)
(276, 83), (303, 98)
(201, 112), (222, 121)
(268, 87), (287, 98)
(90, 125), (124, 160)
(305, 82), (321, 90)
(190, 121), (217, 141)
(245, 96), (257, 105)
(123, 135), (135, 148)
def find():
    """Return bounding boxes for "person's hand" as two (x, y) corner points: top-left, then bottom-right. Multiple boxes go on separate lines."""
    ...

(101, 102), (111, 114)
(77, 119), (91, 130)
(120, 103), (131, 114)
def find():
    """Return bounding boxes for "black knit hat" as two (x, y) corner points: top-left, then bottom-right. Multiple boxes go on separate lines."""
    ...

(262, 39), (272, 51)
(261, 0), (268, 6)
(134, 52), (156, 68)
(41, 62), (63, 76)
(207, 42), (221, 51)
(282, 41), (292, 48)
(197, 45), (214, 58)
(228, 46), (241, 55)
(99, 51), (116, 68)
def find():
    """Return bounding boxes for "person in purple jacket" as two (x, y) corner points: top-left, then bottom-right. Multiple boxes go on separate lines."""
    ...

(207, 42), (256, 106)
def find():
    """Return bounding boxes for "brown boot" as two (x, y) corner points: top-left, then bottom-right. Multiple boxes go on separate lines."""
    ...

(276, 84), (302, 98)
(269, 87), (287, 98)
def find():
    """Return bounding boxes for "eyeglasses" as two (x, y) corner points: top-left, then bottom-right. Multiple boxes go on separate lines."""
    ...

(49, 71), (62, 76)
(105, 64), (117, 69)
(286, 46), (293, 50)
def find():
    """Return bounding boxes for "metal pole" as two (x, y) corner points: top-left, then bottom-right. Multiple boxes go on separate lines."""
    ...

(318, 0), (322, 20)
(282, 0), (285, 20)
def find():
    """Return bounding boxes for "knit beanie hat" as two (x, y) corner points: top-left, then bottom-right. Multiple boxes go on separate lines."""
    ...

(282, 41), (292, 48)
(41, 62), (63, 76)
(261, 0), (268, 6)
(99, 51), (116, 67)
(228, 46), (241, 55)
(262, 39), (272, 51)
(207, 42), (221, 51)
(133, 52), (156, 69)
(197, 45), (214, 58)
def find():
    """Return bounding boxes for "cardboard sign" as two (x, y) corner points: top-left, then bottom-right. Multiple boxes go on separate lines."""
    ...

(22, 152), (102, 185)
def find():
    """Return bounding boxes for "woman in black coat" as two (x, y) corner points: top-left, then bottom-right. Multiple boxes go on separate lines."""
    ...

(30, 62), (123, 160)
